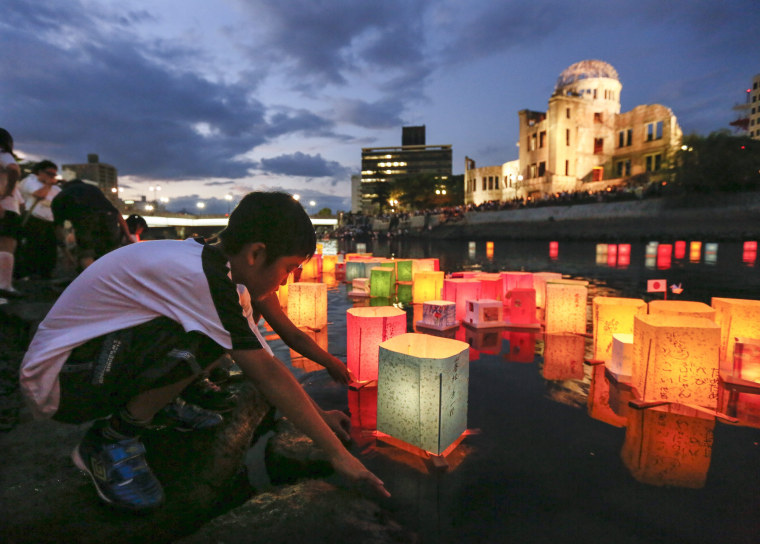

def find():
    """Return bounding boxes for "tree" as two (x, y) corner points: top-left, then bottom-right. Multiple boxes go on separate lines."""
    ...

(387, 173), (462, 211)
(316, 207), (333, 217)
(674, 131), (760, 193)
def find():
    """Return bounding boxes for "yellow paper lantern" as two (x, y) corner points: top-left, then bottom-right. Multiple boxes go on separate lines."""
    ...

(346, 306), (407, 383)
(412, 271), (444, 304)
(542, 332), (585, 380)
(711, 297), (760, 374)
(300, 254), (322, 280)
(631, 314), (720, 409)
(376, 333), (470, 456)
(592, 296), (646, 362)
(287, 282), (327, 330)
(648, 300), (716, 320)
(443, 278), (482, 322)
(322, 254), (337, 275)
(621, 403), (715, 488)
(544, 280), (588, 334)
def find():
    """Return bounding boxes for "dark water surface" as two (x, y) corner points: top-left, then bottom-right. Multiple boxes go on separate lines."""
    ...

(275, 238), (760, 544)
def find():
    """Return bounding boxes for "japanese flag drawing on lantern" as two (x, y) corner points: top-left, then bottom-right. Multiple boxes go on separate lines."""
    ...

(647, 279), (667, 293)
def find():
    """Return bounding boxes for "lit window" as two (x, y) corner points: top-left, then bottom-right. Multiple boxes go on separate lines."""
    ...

(594, 138), (603, 154)
(594, 112), (603, 123)
(592, 167), (603, 181)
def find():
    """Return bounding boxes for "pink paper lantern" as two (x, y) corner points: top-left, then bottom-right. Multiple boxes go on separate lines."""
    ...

(476, 273), (503, 301)
(505, 288), (538, 326)
(346, 306), (407, 383)
(443, 278), (482, 321)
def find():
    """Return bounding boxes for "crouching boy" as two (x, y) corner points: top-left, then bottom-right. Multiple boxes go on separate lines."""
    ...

(19, 191), (388, 511)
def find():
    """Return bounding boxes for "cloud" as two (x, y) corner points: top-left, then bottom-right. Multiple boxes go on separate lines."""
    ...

(258, 152), (351, 179)
(204, 180), (235, 186)
(333, 98), (405, 129)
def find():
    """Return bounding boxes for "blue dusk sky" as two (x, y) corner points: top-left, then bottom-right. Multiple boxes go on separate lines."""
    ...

(2, 0), (757, 214)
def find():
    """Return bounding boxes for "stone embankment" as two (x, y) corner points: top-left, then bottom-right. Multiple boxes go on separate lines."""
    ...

(374, 192), (760, 241)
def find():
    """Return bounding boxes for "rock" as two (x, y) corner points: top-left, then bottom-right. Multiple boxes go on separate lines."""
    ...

(177, 479), (417, 544)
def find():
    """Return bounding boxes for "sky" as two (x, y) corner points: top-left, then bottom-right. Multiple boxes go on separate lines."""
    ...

(2, 0), (758, 215)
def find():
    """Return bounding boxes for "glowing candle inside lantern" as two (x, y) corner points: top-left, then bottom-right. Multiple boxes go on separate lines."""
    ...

(376, 333), (470, 456)
(412, 270), (444, 304)
(347, 306), (407, 383)
(370, 267), (395, 298)
(287, 282), (327, 330)
(542, 332), (585, 380)
(592, 296), (646, 363)
(711, 297), (760, 375)
(443, 278), (482, 322)
(648, 300), (716, 320)
(544, 280), (588, 334)
(632, 314), (720, 409)
(621, 403), (715, 488)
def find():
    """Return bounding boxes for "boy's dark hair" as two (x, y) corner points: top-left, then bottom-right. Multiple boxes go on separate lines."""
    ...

(0, 128), (13, 153)
(218, 191), (316, 263)
(32, 159), (58, 174)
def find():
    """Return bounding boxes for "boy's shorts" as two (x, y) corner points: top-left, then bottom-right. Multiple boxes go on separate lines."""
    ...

(0, 210), (21, 239)
(54, 317), (226, 423)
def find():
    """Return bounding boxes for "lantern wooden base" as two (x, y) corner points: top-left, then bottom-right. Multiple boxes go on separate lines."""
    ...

(374, 428), (475, 470)
(415, 320), (460, 332)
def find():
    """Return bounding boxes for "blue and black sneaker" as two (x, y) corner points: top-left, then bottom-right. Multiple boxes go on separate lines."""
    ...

(72, 426), (164, 512)
(157, 397), (224, 432)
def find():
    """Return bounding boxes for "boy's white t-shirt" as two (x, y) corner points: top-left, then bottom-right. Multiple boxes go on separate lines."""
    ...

(20, 238), (262, 418)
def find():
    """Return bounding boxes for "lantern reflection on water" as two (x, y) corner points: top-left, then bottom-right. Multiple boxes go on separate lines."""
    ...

(412, 271), (444, 304)
(631, 314), (720, 409)
(290, 327), (328, 373)
(542, 333), (585, 381)
(287, 282), (327, 330)
(464, 327), (502, 355)
(732, 338), (760, 383)
(377, 333), (470, 457)
(544, 280), (588, 334)
(347, 306), (407, 383)
(505, 331), (537, 363)
(621, 403), (715, 489)
(592, 296), (646, 363)
(587, 364), (627, 427)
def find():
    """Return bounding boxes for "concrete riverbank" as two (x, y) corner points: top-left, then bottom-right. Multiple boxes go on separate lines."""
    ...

(372, 191), (760, 241)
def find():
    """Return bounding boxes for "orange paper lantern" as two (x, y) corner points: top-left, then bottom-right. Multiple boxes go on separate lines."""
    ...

(592, 296), (646, 363)
(346, 306), (407, 383)
(287, 282), (327, 330)
(544, 280), (588, 334)
(632, 314), (720, 409)
(689, 241), (702, 262)
(648, 300), (716, 320)
(542, 332), (585, 380)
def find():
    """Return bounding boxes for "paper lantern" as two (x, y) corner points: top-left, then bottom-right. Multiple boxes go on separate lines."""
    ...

(412, 258), (439, 275)
(632, 314), (720, 409)
(322, 254), (337, 275)
(505, 288), (538, 327)
(376, 333), (470, 456)
(621, 404), (715, 488)
(644, 241), (658, 269)
(656, 243), (672, 270)
(549, 241), (559, 259)
(587, 364), (627, 427)
(275, 271), (296, 310)
(464, 327), (502, 355)
(541, 332), (585, 380)
(416, 300), (458, 331)
(486, 241), (494, 259)
(505, 331), (537, 363)
(606, 244), (618, 267)
(595, 243), (608, 266)
(300, 254), (322, 280)
(689, 241), (702, 262)
(443, 278), (482, 322)
(345, 260), (365, 283)
(704, 242), (718, 264)
(290, 328), (328, 373)
(412, 271), (444, 304)
(370, 267), (395, 298)
(464, 299), (506, 328)
(476, 273), (502, 301)
(532, 272), (562, 309)
(617, 244), (631, 268)
(674, 240), (687, 259)
(348, 385), (378, 434)
(544, 280), (588, 334)
(349, 277), (370, 297)
(346, 306), (407, 383)
(356, 243), (367, 254)
(287, 282), (327, 330)
(606, 368), (634, 420)
(607, 333), (634, 382)
(451, 271), (478, 279)
(370, 296), (392, 307)
(396, 283), (413, 304)
(592, 296), (646, 363)
(396, 260), (413, 282)
(718, 379), (760, 428)
(648, 300), (716, 320)
(743, 241), (757, 266)
(711, 297), (760, 374)
(733, 338), (760, 383)
(500, 271), (534, 297)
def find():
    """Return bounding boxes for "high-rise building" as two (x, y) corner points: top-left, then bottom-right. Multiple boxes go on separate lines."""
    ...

(62, 153), (119, 200)
(465, 60), (683, 205)
(360, 126), (452, 213)
(750, 73), (760, 141)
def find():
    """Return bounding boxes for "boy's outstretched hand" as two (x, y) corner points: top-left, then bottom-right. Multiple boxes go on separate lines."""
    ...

(330, 452), (391, 499)
(322, 409), (352, 443)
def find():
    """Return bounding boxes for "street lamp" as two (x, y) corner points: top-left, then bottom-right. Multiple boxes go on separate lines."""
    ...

(196, 201), (205, 211)
(225, 193), (233, 214)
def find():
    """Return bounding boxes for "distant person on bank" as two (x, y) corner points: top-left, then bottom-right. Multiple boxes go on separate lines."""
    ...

(18, 160), (62, 279)
(0, 128), (23, 296)
(51, 178), (132, 270)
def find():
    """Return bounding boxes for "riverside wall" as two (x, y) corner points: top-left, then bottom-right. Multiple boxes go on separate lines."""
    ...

(422, 192), (760, 241)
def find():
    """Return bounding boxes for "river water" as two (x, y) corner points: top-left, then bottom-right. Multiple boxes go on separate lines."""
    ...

(267, 237), (760, 544)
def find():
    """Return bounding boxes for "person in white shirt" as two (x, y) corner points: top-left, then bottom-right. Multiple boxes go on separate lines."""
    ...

(18, 160), (61, 279)
(0, 128), (22, 297)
